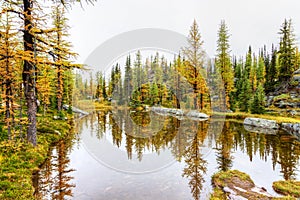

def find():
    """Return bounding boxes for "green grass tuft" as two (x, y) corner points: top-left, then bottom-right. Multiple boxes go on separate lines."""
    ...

(273, 180), (300, 198)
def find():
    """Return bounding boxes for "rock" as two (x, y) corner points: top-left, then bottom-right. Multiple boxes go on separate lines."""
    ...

(233, 186), (247, 193)
(244, 124), (278, 135)
(151, 107), (209, 120)
(266, 96), (274, 107)
(212, 170), (273, 200)
(224, 186), (236, 195)
(228, 194), (248, 200)
(292, 75), (300, 82)
(287, 110), (297, 116)
(290, 91), (299, 99)
(54, 130), (61, 135)
(244, 117), (279, 129)
(281, 123), (300, 140)
(63, 104), (89, 115)
(274, 100), (295, 108)
(251, 186), (272, 197)
(63, 105), (89, 115)
(293, 68), (300, 75)
(186, 110), (209, 119)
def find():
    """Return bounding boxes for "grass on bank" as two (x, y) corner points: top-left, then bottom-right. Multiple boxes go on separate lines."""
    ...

(214, 111), (300, 124)
(94, 101), (112, 110)
(273, 180), (300, 198)
(0, 114), (71, 200)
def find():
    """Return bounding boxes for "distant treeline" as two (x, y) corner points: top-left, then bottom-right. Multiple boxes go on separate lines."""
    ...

(85, 19), (299, 114)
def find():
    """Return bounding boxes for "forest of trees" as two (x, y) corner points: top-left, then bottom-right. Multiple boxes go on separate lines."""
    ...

(90, 19), (299, 115)
(1, 0), (299, 148)
(0, 0), (85, 145)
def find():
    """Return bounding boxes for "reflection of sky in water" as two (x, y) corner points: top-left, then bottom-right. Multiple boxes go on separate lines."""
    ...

(38, 113), (300, 200)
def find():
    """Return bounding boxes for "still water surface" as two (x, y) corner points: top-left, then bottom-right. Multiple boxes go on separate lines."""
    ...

(34, 109), (300, 200)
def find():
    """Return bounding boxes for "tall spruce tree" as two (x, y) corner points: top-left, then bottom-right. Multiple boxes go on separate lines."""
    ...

(250, 83), (265, 114)
(215, 20), (234, 110)
(239, 47), (252, 112)
(265, 45), (278, 93)
(278, 19), (296, 82)
(124, 55), (133, 105)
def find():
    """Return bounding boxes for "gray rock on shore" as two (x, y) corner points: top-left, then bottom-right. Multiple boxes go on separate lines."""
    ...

(243, 117), (279, 129)
(151, 107), (209, 120)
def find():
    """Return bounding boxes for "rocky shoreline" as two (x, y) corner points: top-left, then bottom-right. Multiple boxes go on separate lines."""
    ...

(211, 170), (298, 199)
(150, 106), (209, 120)
(243, 117), (300, 140)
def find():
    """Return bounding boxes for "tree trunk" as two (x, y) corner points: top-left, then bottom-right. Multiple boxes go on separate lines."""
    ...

(19, 83), (23, 139)
(23, 0), (37, 146)
(193, 83), (198, 110)
(57, 65), (62, 111)
(5, 87), (11, 140)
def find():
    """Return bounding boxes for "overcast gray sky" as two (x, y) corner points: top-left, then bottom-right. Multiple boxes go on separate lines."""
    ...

(67, 0), (300, 63)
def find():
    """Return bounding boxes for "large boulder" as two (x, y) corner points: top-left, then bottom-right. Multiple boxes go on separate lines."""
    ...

(293, 68), (300, 75)
(151, 107), (184, 116)
(281, 123), (300, 140)
(244, 117), (279, 129)
(212, 170), (273, 200)
(186, 110), (209, 119)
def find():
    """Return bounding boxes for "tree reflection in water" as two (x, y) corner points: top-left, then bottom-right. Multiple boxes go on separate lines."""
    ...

(181, 120), (208, 200)
(34, 110), (300, 200)
(215, 121), (234, 171)
(98, 110), (300, 198)
(229, 122), (300, 180)
(33, 123), (76, 200)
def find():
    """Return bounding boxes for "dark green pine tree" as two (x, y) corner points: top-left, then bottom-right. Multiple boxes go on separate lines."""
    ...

(132, 51), (143, 106)
(102, 77), (107, 99)
(239, 47), (252, 112)
(108, 65), (115, 96)
(124, 55), (133, 105)
(265, 45), (278, 93)
(215, 20), (235, 110)
(231, 57), (241, 111)
(278, 19), (296, 82)
(257, 51), (266, 85)
(250, 83), (265, 114)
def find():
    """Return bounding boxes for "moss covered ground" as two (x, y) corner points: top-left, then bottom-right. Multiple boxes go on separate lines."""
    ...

(0, 114), (72, 200)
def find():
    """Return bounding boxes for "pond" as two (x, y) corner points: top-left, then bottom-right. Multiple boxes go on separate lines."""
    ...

(33, 109), (300, 200)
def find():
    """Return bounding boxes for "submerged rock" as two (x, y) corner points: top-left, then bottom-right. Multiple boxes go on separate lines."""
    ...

(211, 170), (273, 200)
(243, 124), (278, 135)
(243, 117), (279, 129)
